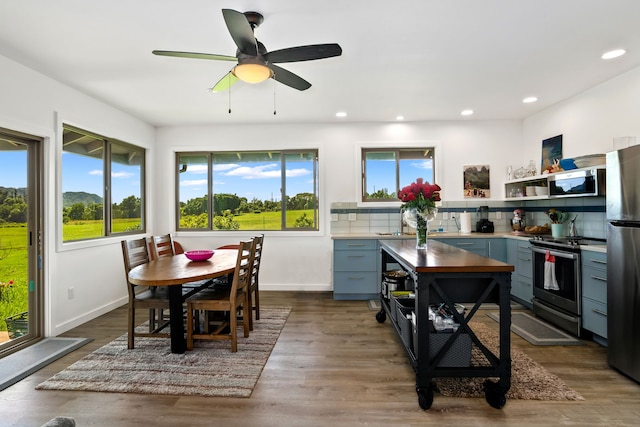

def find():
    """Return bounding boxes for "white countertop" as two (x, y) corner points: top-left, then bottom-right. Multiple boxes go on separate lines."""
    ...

(331, 232), (606, 253)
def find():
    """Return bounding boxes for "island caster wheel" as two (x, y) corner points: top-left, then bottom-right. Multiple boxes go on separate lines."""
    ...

(416, 384), (434, 409)
(483, 380), (507, 409)
(375, 309), (386, 323)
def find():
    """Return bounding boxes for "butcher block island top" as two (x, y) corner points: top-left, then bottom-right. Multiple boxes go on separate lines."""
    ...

(378, 239), (514, 273)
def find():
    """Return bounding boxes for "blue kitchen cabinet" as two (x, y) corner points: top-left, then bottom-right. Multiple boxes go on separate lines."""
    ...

(333, 239), (379, 300)
(506, 239), (533, 308)
(434, 238), (488, 257)
(581, 250), (607, 342)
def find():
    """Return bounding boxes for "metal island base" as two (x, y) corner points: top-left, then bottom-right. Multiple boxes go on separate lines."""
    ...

(376, 239), (514, 409)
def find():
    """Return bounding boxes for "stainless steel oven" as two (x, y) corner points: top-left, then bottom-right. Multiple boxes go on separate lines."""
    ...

(530, 239), (582, 337)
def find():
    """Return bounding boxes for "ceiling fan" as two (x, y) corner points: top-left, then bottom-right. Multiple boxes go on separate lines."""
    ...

(152, 9), (342, 92)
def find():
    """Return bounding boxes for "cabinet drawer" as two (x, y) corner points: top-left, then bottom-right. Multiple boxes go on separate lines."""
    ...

(511, 276), (533, 306)
(581, 251), (607, 272)
(582, 267), (607, 303)
(334, 239), (377, 251)
(437, 238), (487, 256)
(582, 297), (607, 338)
(333, 271), (379, 294)
(334, 250), (377, 271)
(516, 245), (532, 278)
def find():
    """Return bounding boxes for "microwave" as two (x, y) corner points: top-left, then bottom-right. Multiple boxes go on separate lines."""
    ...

(548, 168), (606, 198)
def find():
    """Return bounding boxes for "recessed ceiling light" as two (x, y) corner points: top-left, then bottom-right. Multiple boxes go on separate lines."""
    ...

(396, 115), (404, 121)
(461, 109), (474, 116)
(602, 49), (626, 60)
(335, 112), (347, 118)
(523, 96), (538, 103)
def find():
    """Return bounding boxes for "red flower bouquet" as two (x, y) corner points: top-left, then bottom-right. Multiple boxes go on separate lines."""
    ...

(398, 178), (441, 211)
(399, 178), (441, 249)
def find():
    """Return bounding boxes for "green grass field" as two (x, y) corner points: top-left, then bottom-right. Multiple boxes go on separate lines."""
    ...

(180, 209), (316, 230)
(232, 209), (315, 229)
(62, 218), (141, 241)
(0, 225), (28, 332)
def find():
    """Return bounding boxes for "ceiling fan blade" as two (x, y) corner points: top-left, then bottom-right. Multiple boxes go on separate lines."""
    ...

(152, 50), (237, 61)
(222, 9), (257, 56)
(265, 43), (342, 64)
(210, 72), (239, 92)
(268, 64), (311, 91)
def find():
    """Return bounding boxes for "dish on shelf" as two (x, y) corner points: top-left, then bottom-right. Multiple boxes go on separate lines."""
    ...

(525, 186), (536, 196)
(513, 167), (528, 179)
(535, 186), (548, 196)
(573, 154), (605, 168)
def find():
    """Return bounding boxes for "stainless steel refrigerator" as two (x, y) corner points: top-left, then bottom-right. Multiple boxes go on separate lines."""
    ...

(606, 144), (640, 384)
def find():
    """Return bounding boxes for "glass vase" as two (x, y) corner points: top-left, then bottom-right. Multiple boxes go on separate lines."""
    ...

(415, 216), (428, 249)
(403, 207), (438, 250)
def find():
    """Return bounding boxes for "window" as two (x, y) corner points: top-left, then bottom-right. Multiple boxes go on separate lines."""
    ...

(62, 124), (145, 241)
(362, 148), (435, 202)
(177, 150), (318, 231)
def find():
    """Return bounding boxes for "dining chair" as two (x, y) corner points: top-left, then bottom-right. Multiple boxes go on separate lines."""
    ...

(186, 240), (253, 352)
(247, 234), (264, 330)
(121, 237), (171, 349)
(209, 235), (263, 330)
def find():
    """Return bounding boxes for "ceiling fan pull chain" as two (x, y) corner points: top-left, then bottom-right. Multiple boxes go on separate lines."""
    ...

(273, 77), (277, 115)
(228, 73), (232, 114)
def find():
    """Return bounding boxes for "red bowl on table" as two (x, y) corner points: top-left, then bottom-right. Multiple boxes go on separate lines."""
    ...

(184, 250), (214, 261)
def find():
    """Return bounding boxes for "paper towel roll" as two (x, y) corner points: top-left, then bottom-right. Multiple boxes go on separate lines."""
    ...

(460, 212), (472, 234)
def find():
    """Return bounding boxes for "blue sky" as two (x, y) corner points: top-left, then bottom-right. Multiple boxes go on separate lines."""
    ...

(0, 152), (26, 188)
(2, 150), (434, 204)
(366, 158), (435, 195)
(61, 152), (141, 203)
(179, 160), (314, 202)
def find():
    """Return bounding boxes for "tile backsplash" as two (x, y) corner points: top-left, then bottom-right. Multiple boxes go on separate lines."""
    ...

(330, 198), (606, 239)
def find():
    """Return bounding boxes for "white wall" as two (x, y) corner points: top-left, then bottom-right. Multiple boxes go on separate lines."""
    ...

(523, 66), (640, 160)
(0, 55), (156, 336)
(155, 121), (523, 291)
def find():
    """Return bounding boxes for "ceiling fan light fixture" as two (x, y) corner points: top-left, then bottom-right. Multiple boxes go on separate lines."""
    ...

(232, 63), (273, 84)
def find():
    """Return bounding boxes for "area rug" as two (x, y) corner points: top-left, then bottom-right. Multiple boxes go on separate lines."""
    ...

(0, 337), (92, 391)
(435, 322), (584, 400)
(35, 307), (291, 398)
(487, 311), (583, 346)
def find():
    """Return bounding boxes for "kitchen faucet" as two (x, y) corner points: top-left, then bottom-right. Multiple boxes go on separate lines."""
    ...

(399, 207), (406, 235)
(569, 215), (578, 237)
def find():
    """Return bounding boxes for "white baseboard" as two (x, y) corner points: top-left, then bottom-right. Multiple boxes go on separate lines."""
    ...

(261, 283), (332, 292)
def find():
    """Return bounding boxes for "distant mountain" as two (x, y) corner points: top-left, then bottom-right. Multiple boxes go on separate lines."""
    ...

(63, 191), (103, 207)
(0, 186), (26, 198)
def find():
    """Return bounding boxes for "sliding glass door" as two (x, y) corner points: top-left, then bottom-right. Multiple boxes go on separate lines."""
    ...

(0, 128), (43, 356)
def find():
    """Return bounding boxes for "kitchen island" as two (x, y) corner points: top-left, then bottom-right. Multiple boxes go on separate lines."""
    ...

(377, 239), (514, 409)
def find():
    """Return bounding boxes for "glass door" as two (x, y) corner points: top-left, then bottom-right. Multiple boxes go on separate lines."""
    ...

(0, 128), (43, 355)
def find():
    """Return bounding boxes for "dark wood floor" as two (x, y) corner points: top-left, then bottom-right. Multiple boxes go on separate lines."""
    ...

(2, 291), (639, 426)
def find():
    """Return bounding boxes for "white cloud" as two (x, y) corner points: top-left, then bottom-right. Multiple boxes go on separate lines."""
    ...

(112, 171), (134, 178)
(185, 164), (209, 174)
(89, 169), (103, 176)
(181, 179), (208, 186)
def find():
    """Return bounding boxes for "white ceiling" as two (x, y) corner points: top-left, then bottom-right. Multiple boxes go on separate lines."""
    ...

(1, 1), (640, 127)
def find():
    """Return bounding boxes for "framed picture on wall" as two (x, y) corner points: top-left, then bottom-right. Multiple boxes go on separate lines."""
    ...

(463, 165), (490, 198)
(541, 134), (562, 172)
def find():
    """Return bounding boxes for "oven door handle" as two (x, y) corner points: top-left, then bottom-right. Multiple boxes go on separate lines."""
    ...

(531, 246), (579, 260)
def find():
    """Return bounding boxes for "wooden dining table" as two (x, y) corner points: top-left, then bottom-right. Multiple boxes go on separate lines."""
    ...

(128, 249), (238, 354)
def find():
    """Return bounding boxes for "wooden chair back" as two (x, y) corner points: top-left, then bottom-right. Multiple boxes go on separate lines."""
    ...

(230, 240), (254, 303)
(122, 237), (151, 296)
(150, 234), (175, 260)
